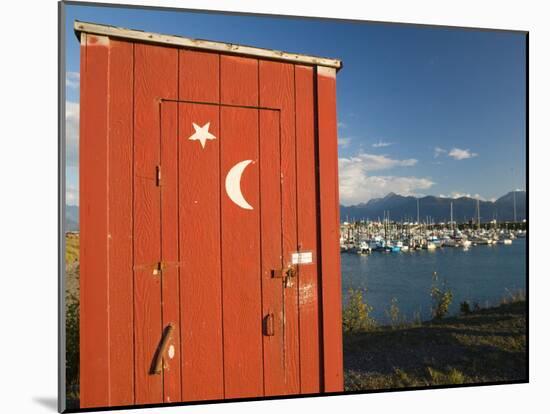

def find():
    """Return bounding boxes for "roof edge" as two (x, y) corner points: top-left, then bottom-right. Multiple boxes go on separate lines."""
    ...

(74, 20), (342, 70)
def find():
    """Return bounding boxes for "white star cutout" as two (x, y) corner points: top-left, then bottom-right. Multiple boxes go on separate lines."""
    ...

(188, 122), (216, 149)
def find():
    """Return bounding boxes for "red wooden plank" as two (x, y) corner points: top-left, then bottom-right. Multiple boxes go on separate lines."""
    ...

(79, 33), (110, 408)
(259, 109), (286, 396)
(220, 54), (263, 398)
(107, 38), (135, 406)
(259, 60), (300, 395)
(160, 101), (182, 403)
(221, 55), (258, 107)
(133, 43), (178, 404)
(316, 67), (344, 393)
(295, 65), (321, 394)
(179, 49), (219, 103)
(220, 106), (263, 398)
(178, 103), (224, 401)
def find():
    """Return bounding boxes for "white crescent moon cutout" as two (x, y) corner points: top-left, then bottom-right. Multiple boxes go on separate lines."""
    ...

(225, 160), (254, 210)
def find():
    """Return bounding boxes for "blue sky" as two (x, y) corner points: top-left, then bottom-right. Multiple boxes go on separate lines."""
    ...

(64, 3), (526, 206)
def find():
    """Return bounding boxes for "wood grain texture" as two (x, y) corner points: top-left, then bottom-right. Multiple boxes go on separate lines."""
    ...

(178, 103), (224, 401)
(79, 33), (110, 409)
(259, 60), (300, 395)
(133, 42), (177, 404)
(221, 55), (258, 107)
(160, 101), (182, 403)
(316, 68), (344, 392)
(107, 38), (135, 406)
(179, 49), (219, 102)
(295, 65), (321, 394)
(259, 109), (286, 396)
(220, 106), (263, 398)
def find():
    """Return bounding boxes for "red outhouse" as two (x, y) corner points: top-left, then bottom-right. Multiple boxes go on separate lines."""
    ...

(76, 21), (343, 408)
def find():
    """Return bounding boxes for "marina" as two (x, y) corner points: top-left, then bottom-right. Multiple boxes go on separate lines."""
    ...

(341, 234), (526, 324)
(340, 218), (526, 255)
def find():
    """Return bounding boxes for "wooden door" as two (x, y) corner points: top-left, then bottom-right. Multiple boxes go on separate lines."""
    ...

(162, 101), (303, 400)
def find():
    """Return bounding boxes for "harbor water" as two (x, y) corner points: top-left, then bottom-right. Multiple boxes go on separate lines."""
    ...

(341, 238), (526, 323)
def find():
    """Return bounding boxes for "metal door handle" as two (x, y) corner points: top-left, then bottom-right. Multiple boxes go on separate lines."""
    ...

(152, 323), (174, 375)
(264, 313), (275, 336)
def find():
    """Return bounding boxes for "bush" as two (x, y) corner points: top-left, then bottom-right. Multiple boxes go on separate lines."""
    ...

(386, 297), (403, 328)
(431, 286), (453, 319)
(430, 274), (453, 320)
(411, 310), (422, 327)
(501, 288), (526, 305)
(66, 293), (80, 399)
(460, 301), (471, 315)
(343, 288), (376, 333)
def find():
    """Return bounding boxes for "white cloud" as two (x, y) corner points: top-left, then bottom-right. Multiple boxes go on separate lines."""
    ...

(339, 152), (417, 172)
(66, 71), (80, 89)
(372, 140), (392, 148)
(434, 146), (447, 158)
(439, 192), (489, 201)
(66, 184), (79, 206)
(448, 147), (478, 160)
(66, 101), (79, 167)
(338, 136), (352, 148)
(338, 152), (433, 205)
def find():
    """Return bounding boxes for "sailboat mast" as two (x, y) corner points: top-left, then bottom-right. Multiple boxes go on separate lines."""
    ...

(513, 190), (517, 222)
(477, 198), (481, 230)
(417, 198), (420, 224)
(450, 201), (454, 231)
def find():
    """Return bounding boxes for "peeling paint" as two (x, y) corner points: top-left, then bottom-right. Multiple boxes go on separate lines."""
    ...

(168, 344), (175, 359)
(87, 34), (109, 47)
(317, 66), (336, 79)
(299, 282), (315, 305)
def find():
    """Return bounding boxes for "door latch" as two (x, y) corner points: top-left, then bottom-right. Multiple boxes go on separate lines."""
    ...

(271, 265), (296, 288)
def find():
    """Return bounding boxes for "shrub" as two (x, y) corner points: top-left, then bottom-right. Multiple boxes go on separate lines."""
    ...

(460, 301), (471, 315)
(430, 277), (453, 320)
(501, 288), (526, 305)
(411, 310), (422, 327)
(66, 293), (80, 398)
(342, 288), (376, 333)
(386, 297), (403, 328)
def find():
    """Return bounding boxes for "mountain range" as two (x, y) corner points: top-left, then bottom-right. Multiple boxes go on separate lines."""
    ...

(340, 191), (526, 223)
(66, 205), (79, 232)
(64, 191), (526, 231)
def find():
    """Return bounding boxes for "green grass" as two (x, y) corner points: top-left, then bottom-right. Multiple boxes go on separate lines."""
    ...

(344, 301), (527, 391)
